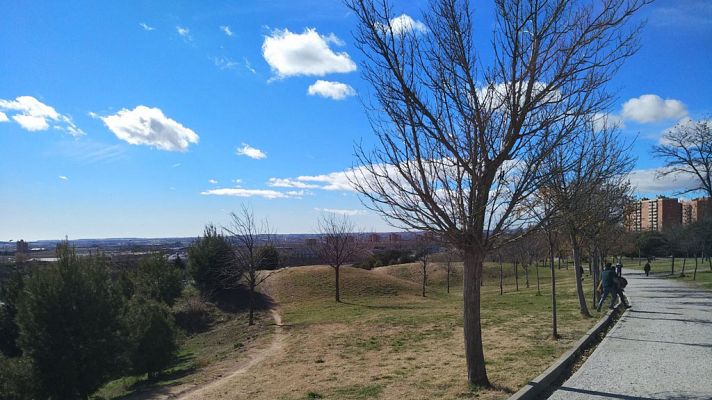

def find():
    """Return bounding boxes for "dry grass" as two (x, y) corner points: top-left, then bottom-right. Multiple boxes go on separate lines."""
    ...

(192, 262), (599, 400)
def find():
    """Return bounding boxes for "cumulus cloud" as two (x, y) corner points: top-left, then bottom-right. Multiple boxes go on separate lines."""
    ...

(314, 208), (367, 216)
(621, 94), (688, 123)
(267, 178), (320, 189)
(236, 143), (266, 159)
(268, 170), (357, 192)
(307, 80), (356, 100)
(209, 179), (218, 184)
(0, 112), (7, 122)
(628, 167), (700, 195)
(262, 28), (356, 79)
(220, 25), (233, 36)
(139, 22), (155, 31)
(385, 14), (428, 34)
(101, 106), (199, 152)
(0, 96), (84, 136)
(201, 188), (295, 199)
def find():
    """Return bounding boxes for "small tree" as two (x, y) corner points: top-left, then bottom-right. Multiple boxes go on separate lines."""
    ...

(126, 298), (178, 379)
(132, 254), (183, 306)
(257, 245), (280, 270)
(17, 242), (126, 399)
(223, 205), (275, 325)
(316, 213), (362, 303)
(414, 235), (437, 297)
(0, 271), (24, 357)
(188, 224), (234, 298)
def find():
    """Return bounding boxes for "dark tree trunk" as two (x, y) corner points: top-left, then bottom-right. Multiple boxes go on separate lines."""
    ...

(549, 243), (558, 339)
(335, 265), (341, 302)
(446, 262), (451, 294)
(463, 249), (490, 387)
(525, 264), (530, 288)
(499, 255), (503, 295)
(535, 260), (541, 296)
(248, 280), (255, 325)
(671, 255), (675, 275)
(681, 253), (687, 277)
(693, 254), (698, 281)
(422, 261), (427, 297)
(592, 247), (600, 309)
(572, 242), (592, 316)
(514, 260), (519, 291)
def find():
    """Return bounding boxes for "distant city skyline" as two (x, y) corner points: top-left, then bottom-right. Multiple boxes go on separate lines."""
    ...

(2, 0), (711, 240)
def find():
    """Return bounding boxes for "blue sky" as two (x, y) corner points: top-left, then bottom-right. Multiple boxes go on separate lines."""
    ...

(1, 0), (711, 240)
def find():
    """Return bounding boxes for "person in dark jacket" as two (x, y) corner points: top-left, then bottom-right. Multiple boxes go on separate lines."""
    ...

(615, 261), (623, 277)
(643, 261), (651, 276)
(614, 275), (631, 308)
(596, 263), (618, 311)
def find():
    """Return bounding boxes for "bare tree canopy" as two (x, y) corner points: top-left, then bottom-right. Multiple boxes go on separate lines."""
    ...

(316, 213), (362, 302)
(653, 118), (712, 197)
(347, 0), (648, 387)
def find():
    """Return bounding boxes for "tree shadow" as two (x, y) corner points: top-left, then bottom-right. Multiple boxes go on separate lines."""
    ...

(627, 309), (683, 316)
(211, 286), (277, 314)
(623, 315), (712, 325)
(607, 335), (712, 349)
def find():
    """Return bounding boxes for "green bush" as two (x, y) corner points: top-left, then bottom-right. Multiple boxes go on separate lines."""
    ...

(188, 224), (234, 297)
(132, 254), (183, 306)
(16, 242), (127, 399)
(174, 294), (212, 334)
(0, 355), (35, 400)
(126, 298), (178, 378)
(257, 245), (280, 270)
(0, 272), (23, 357)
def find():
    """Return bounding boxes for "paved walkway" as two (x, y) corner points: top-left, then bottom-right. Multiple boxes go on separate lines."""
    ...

(548, 269), (712, 400)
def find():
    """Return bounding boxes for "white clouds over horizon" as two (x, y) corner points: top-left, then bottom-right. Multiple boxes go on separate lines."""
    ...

(0, 96), (84, 136)
(262, 28), (356, 79)
(236, 143), (267, 159)
(621, 94), (688, 123)
(314, 208), (367, 216)
(101, 106), (199, 152)
(307, 80), (356, 100)
(201, 187), (297, 199)
(628, 167), (701, 195)
(268, 170), (357, 192)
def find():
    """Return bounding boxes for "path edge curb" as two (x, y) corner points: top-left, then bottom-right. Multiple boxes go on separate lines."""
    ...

(506, 306), (622, 400)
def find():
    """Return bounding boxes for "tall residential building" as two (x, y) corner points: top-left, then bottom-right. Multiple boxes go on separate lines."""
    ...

(682, 197), (712, 224)
(626, 197), (682, 232)
(16, 240), (29, 254)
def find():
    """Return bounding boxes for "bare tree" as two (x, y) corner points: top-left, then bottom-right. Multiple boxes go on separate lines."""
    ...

(223, 206), (275, 326)
(347, 0), (648, 386)
(653, 118), (712, 197)
(316, 213), (362, 303)
(414, 234), (438, 297)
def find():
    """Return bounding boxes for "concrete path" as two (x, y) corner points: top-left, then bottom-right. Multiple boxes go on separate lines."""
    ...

(548, 269), (712, 400)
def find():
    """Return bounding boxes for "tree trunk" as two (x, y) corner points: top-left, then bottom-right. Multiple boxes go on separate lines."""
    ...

(446, 262), (451, 294)
(693, 254), (698, 281)
(525, 264), (530, 288)
(535, 260), (541, 296)
(335, 265), (341, 302)
(463, 249), (490, 387)
(514, 260), (519, 291)
(592, 247), (599, 308)
(549, 243), (558, 339)
(422, 261), (427, 297)
(248, 280), (255, 326)
(681, 253), (687, 277)
(499, 255), (503, 295)
(572, 241), (592, 316)
(671, 255), (675, 275)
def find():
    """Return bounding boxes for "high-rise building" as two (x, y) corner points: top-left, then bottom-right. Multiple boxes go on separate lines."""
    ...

(682, 197), (712, 224)
(626, 197), (682, 232)
(16, 240), (29, 254)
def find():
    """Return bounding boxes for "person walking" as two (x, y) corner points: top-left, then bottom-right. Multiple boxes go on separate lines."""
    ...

(644, 261), (651, 277)
(597, 263), (618, 312)
(615, 261), (623, 277)
(614, 275), (631, 309)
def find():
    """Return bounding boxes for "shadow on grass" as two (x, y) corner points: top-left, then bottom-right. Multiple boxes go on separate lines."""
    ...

(211, 286), (277, 314)
(111, 354), (197, 400)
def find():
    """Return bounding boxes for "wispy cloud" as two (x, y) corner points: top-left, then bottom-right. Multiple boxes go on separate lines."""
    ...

(244, 58), (257, 74)
(268, 169), (357, 192)
(212, 56), (239, 70)
(55, 140), (127, 164)
(650, 1), (712, 30)
(220, 25), (233, 36)
(628, 167), (701, 195)
(201, 187), (297, 199)
(0, 96), (85, 136)
(176, 26), (192, 41)
(236, 143), (266, 159)
(208, 179), (218, 184)
(101, 106), (199, 152)
(172, 163), (181, 168)
(58, 175), (69, 181)
(314, 208), (367, 216)
(139, 22), (156, 31)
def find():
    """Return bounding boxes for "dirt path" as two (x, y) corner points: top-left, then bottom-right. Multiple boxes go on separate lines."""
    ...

(168, 309), (285, 400)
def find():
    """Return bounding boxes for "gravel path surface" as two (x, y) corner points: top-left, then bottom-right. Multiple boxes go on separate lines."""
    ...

(547, 269), (712, 400)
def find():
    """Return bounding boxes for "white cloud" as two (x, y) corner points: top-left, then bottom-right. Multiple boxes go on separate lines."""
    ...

(0, 112), (7, 122)
(201, 188), (294, 199)
(592, 112), (625, 131)
(213, 56), (239, 70)
(101, 106), (199, 152)
(621, 94), (688, 123)
(244, 58), (257, 74)
(176, 26), (191, 40)
(262, 28), (356, 79)
(172, 163), (181, 168)
(139, 22), (155, 31)
(209, 179), (218, 184)
(307, 80), (356, 100)
(0, 96), (84, 136)
(267, 178), (320, 189)
(386, 14), (428, 35)
(628, 167), (700, 194)
(314, 208), (367, 216)
(58, 175), (69, 181)
(220, 25), (233, 36)
(236, 143), (266, 159)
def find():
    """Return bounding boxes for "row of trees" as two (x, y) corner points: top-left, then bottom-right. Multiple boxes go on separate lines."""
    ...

(0, 244), (182, 400)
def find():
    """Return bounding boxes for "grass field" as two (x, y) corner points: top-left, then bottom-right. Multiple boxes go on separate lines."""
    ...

(623, 256), (712, 290)
(182, 260), (601, 400)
